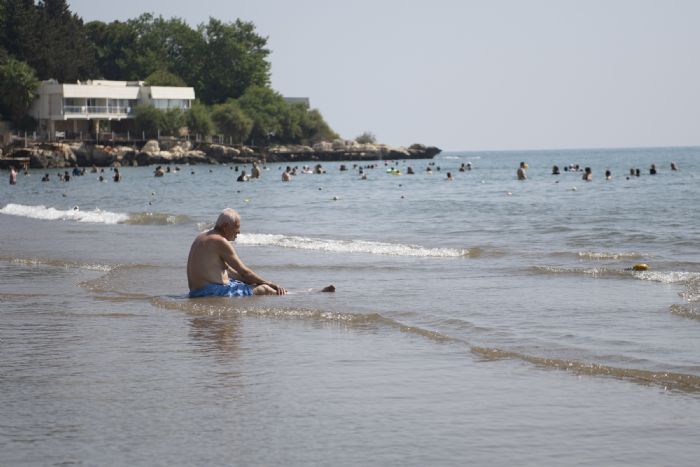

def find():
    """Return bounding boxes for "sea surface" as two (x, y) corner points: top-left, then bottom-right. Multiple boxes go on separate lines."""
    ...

(1, 146), (699, 466)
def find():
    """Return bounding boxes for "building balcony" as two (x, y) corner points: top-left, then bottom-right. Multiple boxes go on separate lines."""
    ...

(62, 106), (134, 117)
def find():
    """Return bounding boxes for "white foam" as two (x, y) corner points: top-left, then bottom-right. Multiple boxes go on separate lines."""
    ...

(534, 265), (619, 277)
(634, 271), (700, 284)
(237, 233), (468, 258)
(577, 251), (644, 260)
(7, 257), (114, 272)
(0, 203), (128, 224)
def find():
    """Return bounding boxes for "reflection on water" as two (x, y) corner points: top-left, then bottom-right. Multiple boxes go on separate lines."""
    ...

(188, 314), (242, 356)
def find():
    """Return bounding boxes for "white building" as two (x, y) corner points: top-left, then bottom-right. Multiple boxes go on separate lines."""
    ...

(29, 79), (195, 138)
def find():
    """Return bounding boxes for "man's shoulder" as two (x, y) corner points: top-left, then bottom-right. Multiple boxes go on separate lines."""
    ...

(194, 231), (226, 246)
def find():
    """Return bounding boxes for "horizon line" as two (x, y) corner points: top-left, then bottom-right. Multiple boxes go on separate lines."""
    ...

(439, 144), (700, 153)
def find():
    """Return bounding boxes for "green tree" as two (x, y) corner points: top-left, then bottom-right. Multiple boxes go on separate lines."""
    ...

(0, 57), (39, 126)
(211, 100), (252, 143)
(0, 1), (6, 55)
(120, 13), (169, 79)
(1, 0), (98, 81)
(132, 104), (164, 138)
(84, 14), (271, 104)
(32, 0), (96, 81)
(151, 16), (205, 91)
(126, 14), (205, 83)
(145, 69), (186, 87)
(86, 14), (207, 89)
(236, 85), (286, 144)
(85, 19), (139, 80)
(0, 0), (40, 65)
(198, 18), (270, 104)
(186, 101), (213, 137)
(355, 131), (376, 144)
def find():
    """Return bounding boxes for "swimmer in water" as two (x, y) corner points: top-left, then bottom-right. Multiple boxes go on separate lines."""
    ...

(582, 167), (592, 181)
(517, 162), (527, 180)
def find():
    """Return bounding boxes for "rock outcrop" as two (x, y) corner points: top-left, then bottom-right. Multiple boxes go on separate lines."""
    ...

(264, 141), (440, 163)
(11, 143), (77, 168)
(3, 140), (441, 168)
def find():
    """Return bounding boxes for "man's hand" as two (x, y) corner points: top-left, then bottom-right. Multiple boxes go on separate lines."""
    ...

(268, 283), (287, 295)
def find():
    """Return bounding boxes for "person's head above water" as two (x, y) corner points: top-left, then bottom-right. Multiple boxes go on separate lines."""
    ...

(214, 208), (241, 241)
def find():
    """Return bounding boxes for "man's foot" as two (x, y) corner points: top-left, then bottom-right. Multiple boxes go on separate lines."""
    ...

(321, 285), (336, 293)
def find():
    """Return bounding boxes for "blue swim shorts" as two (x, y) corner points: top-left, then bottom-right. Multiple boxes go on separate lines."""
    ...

(189, 280), (253, 298)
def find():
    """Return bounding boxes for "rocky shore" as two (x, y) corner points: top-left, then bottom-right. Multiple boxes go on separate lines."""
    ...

(1, 139), (441, 169)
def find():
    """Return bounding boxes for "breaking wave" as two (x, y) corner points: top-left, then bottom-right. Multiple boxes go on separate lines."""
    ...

(576, 251), (645, 260)
(123, 212), (192, 225)
(669, 304), (700, 322)
(531, 265), (630, 278)
(634, 271), (700, 284)
(0, 204), (190, 225)
(532, 265), (700, 284)
(548, 251), (647, 260)
(0, 255), (114, 272)
(237, 233), (473, 257)
(1, 203), (128, 224)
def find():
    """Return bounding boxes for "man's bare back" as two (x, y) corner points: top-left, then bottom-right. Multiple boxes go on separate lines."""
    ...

(187, 230), (235, 291)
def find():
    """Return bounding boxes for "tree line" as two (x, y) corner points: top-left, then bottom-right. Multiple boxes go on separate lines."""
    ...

(0, 0), (338, 145)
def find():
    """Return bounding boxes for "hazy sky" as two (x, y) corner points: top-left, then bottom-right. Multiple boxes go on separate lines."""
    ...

(68, 0), (700, 151)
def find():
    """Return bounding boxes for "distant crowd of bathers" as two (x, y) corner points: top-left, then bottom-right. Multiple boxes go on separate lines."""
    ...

(516, 161), (678, 181)
(5, 157), (683, 186)
(7, 164), (123, 184)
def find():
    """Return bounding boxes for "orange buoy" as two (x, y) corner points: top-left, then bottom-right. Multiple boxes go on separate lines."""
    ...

(632, 263), (649, 271)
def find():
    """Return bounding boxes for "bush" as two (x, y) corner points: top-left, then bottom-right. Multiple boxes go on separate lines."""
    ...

(161, 108), (185, 136)
(132, 104), (163, 138)
(211, 100), (252, 143)
(16, 114), (37, 132)
(186, 101), (213, 137)
(355, 131), (376, 144)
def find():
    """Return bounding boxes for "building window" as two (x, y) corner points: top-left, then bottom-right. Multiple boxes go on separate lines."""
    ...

(152, 99), (190, 110)
(63, 98), (85, 114)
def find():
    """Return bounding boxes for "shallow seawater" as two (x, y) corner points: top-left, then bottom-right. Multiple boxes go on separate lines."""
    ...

(1, 146), (700, 465)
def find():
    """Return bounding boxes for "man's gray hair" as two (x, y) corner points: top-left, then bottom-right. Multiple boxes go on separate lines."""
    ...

(215, 208), (240, 230)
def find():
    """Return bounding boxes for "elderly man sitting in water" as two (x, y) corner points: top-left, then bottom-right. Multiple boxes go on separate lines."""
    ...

(187, 209), (287, 297)
(187, 209), (335, 297)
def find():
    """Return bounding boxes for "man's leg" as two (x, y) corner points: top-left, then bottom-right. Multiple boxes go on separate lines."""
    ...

(252, 284), (335, 295)
(252, 284), (277, 295)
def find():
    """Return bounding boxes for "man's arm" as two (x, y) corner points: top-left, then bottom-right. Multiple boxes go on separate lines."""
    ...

(218, 239), (281, 289)
(224, 264), (242, 281)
